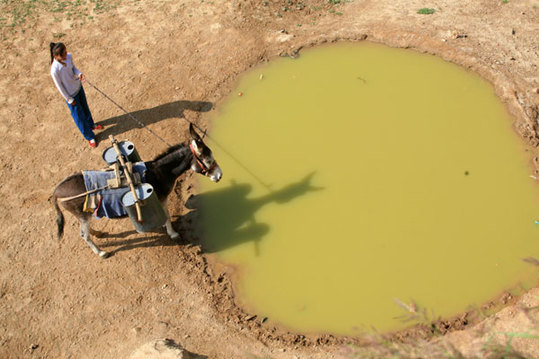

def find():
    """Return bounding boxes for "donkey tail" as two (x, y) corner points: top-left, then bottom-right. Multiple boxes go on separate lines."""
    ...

(53, 194), (65, 239)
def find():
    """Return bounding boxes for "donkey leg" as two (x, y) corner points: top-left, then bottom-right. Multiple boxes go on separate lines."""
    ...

(80, 218), (109, 258)
(161, 199), (179, 239)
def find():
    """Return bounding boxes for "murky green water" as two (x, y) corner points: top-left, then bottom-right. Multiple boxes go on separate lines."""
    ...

(196, 42), (539, 335)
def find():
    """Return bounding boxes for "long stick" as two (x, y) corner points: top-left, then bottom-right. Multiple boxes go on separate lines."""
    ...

(110, 135), (143, 222)
(57, 185), (108, 202)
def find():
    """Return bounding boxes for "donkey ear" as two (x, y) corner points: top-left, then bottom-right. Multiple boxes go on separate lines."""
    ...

(189, 123), (202, 142)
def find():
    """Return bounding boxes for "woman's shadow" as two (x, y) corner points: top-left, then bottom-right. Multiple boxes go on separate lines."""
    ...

(181, 172), (323, 254)
(96, 100), (213, 139)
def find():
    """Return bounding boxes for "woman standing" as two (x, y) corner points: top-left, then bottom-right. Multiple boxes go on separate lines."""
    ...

(50, 42), (102, 148)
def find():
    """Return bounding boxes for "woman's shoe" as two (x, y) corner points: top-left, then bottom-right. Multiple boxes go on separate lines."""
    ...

(92, 124), (104, 130)
(89, 139), (97, 148)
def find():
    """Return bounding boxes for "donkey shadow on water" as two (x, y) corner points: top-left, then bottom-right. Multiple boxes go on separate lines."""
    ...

(95, 100), (213, 140)
(87, 172), (322, 257)
(181, 172), (323, 254)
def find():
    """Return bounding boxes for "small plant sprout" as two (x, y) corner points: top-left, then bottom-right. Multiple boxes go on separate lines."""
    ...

(417, 8), (436, 14)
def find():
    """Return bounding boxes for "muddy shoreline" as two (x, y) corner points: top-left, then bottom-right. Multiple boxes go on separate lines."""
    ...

(172, 31), (539, 343)
(176, 209), (535, 347)
(172, 29), (539, 354)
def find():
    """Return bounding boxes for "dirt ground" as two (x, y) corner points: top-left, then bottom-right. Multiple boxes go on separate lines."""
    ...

(0, 0), (538, 358)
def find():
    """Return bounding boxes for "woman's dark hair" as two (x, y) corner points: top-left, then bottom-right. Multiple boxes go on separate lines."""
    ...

(49, 42), (66, 64)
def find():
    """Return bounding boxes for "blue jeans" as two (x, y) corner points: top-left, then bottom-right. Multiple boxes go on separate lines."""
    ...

(66, 86), (95, 141)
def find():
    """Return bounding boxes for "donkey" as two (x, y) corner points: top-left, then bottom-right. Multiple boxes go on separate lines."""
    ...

(53, 124), (222, 258)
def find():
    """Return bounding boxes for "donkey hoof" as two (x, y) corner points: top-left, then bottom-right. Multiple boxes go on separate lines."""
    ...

(98, 251), (110, 259)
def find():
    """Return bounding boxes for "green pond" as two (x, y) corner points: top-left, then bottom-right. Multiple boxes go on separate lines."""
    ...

(195, 42), (539, 335)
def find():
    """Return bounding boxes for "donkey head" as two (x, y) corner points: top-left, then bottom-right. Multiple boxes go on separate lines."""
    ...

(189, 123), (222, 182)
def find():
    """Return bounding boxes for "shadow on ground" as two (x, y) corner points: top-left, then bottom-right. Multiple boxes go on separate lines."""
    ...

(95, 100), (213, 140)
(97, 229), (179, 257)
